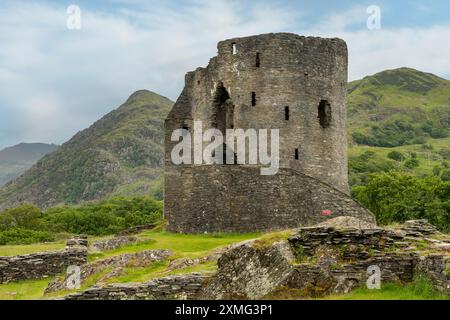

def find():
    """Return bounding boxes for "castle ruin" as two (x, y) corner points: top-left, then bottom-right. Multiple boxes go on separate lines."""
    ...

(164, 33), (375, 233)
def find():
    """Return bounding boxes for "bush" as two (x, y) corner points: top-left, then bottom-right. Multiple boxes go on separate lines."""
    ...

(0, 196), (163, 244)
(441, 170), (450, 182)
(387, 151), (405, 162)
(44, 196), (163, 236)
(353, 172), (450, 232)
(0, 205), (43, 231)
(0, 228), (55, 245)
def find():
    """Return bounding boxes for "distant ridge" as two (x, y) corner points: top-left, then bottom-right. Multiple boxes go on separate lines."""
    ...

(0, 90), (173, 209)
(0, 143), (58, 187)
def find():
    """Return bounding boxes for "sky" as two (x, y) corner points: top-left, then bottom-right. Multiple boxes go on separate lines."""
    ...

(0, 0), (450, 149)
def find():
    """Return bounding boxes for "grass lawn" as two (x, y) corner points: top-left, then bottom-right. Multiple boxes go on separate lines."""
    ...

(325, 278), (449, 300)
(0, 241), (65, 256)
(89, 231), (260, 262)
(0, 278), (51, 300)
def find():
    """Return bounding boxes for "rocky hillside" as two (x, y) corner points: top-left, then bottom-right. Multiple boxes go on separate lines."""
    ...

(0, 68), (448, 210)
(0, 90), (173, 210)
(0, 143), (58, 187)
(348, 68), (450, 147)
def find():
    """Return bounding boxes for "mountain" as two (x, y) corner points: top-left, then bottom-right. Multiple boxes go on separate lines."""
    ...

(0, 90), (173, 210)
(0, 68), (448, 210)
(0, 143), (58, 187)
(347, 68), (450, 147)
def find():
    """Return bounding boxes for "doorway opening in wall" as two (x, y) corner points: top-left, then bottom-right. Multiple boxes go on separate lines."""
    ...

(318, 100), (331, 128)
(212, 82), (235, 163)
(251, 92), (256, 106)
(295, 148), (299, 160)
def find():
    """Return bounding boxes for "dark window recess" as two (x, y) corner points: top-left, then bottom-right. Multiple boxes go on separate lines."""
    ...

(318, 100), (332, 128)
(295, 149), (299, 160)
(251, 92), (256, 106)
(232, 42), (237, 55)
(182, 125), (189, 130)
(284, 106), (289, 120)
(256, 52), (261, 67)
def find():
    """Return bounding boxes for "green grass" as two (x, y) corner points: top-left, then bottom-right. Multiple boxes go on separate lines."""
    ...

(326, 278), (449, 300)
(0, 241), (65, 256)
(89, 231), (260, 261)
(349, 136), (450, 178)
(0, 278), (51, 300)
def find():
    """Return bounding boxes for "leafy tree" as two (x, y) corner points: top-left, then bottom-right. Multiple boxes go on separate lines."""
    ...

(0, 205), (42, 231)
(353, 172), (450, 231)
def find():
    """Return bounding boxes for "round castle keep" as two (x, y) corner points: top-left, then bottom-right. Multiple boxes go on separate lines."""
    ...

(164, 33), (375, 233)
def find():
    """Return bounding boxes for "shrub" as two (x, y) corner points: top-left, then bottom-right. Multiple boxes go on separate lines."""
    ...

(387, 151), (405, 162)
(353, 171), (450, 232)
(0, 228), (55, 245)
(0, 205), (43, 231)
(44, 196), (163, 236)
(0, 196), (163, 244)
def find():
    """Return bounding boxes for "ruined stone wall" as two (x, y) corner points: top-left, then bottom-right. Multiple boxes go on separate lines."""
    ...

(0, 237), (88, 284)
(164, 33), (358, 233)
(165, 33), (349, 192)
(165, 165), (374, 233)
(65, 273), (208, 300)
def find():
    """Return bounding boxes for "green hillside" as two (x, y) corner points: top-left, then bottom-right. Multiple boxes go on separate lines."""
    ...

(0, 68), (448, 211)
(0, 143), (58, 187)
(0, 91), (173, 210)
(348, 67), (450, 147)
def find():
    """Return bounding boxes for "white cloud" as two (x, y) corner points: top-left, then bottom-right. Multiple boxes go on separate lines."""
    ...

(0, 1), (449, 149)
(0, 1), (296, 148)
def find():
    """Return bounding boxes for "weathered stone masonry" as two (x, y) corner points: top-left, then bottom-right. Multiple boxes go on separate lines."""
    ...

(166, 166), (374, 233)
(65, 273), (208, 300)
(0, 237), (88, 284)
(164, 33), (374, 233)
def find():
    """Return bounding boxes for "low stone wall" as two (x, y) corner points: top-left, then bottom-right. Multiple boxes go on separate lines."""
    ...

(415, 254), (450, 295)
(46, 249), (172, 293)
(0, 236), (88, 284)
(286, 252), (417, 296)
(289, 227), (404, 260)
(65, 273), (209, 300)
(89, 235), (139, 253)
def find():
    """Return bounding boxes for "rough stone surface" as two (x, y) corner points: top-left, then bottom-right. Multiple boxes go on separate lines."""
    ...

(200, 240), (295, 299)
(200, 220), (448, 300)
(288, 226), (403, 259)
(401, 219), (439, 237)
(0, 236), (88, 284)
(65, 273), (208, 300)
(164, 33), (375, 233)
(45, 249), (171, 293)
(316, 216), (377, 229)
(116, 223), (156, 236)
(415, 254), (450, 295)
(89, 235), (140, 253)
(165, 166), (375, 233)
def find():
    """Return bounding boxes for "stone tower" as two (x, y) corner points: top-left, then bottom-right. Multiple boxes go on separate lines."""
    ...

(164, 33), (374, 233)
